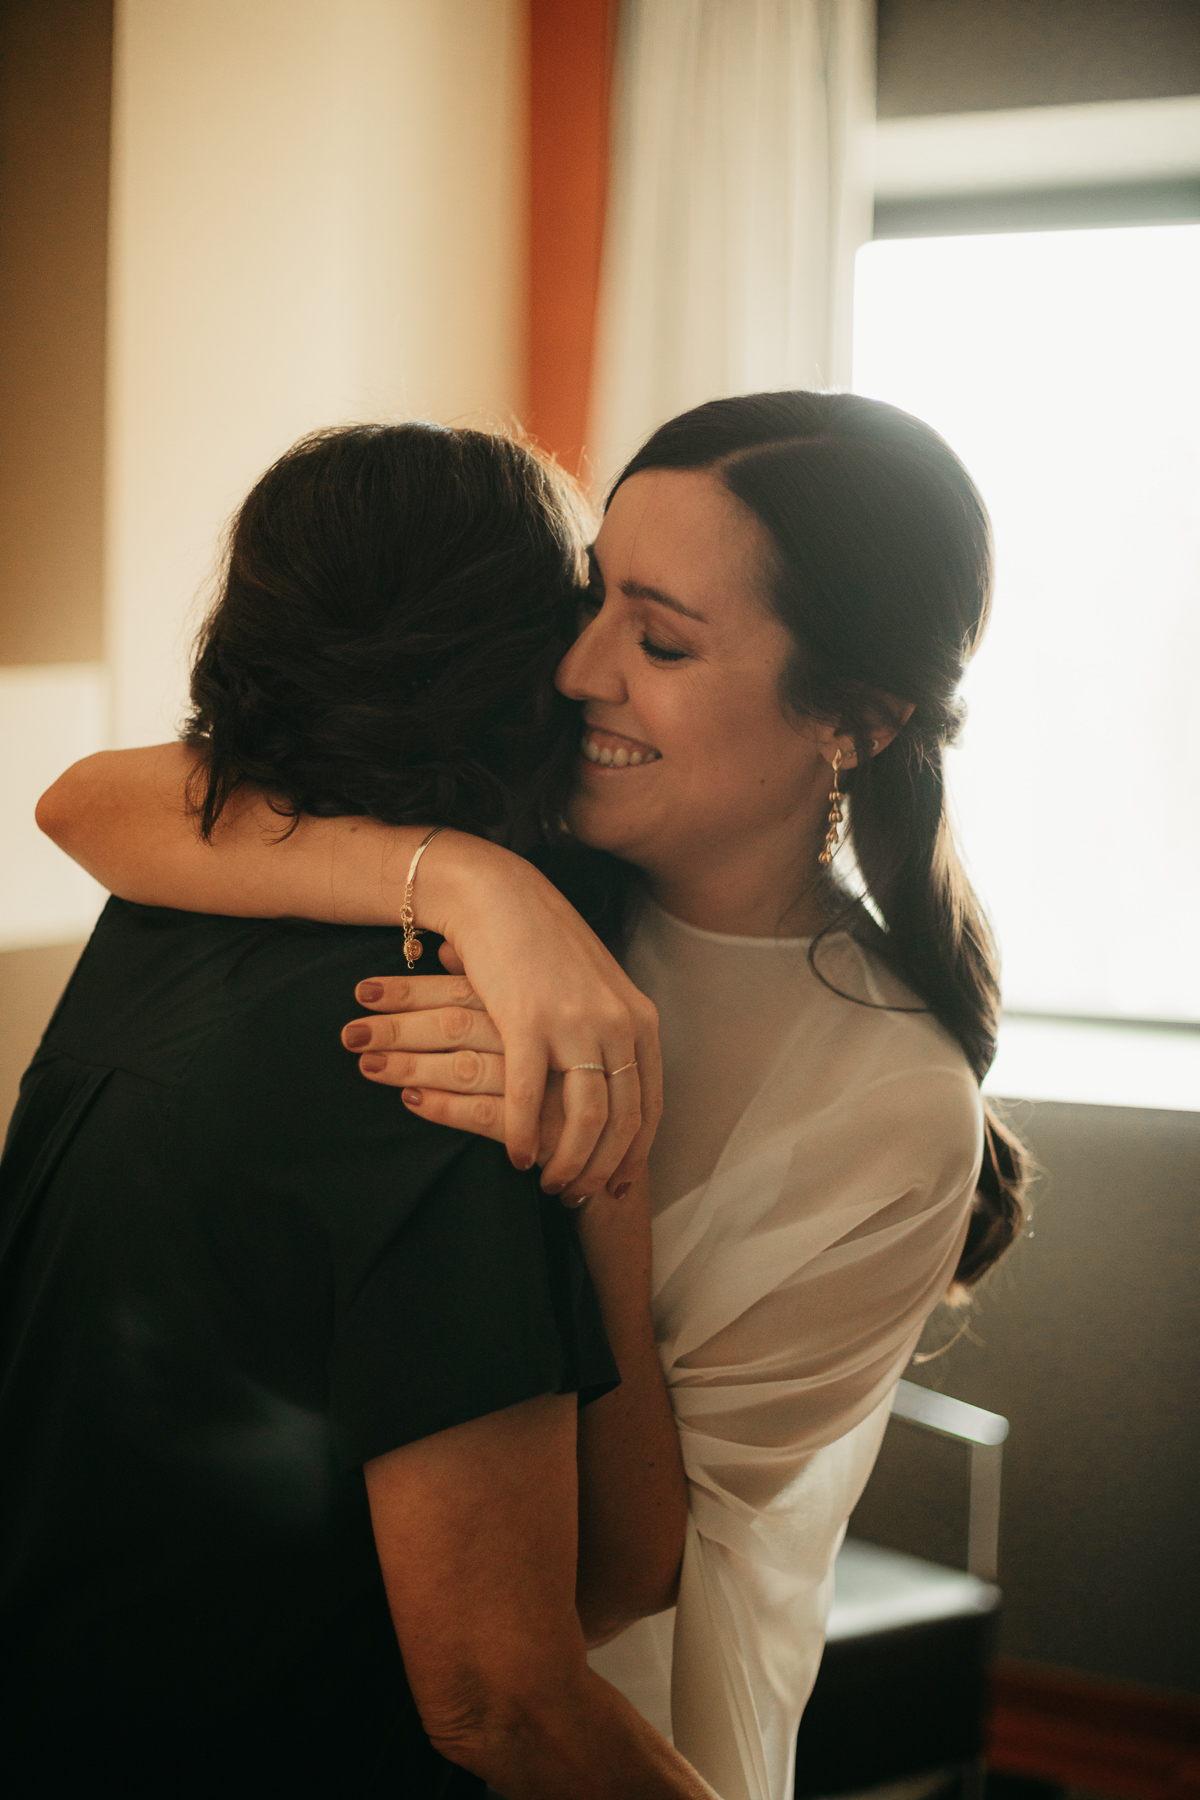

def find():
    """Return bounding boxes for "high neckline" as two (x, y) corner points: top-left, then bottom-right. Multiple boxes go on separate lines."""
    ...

(639, 893), (826, 950)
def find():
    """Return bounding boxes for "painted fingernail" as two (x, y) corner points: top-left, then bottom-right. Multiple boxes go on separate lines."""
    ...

(361, 1054), (386, 1074)
(612, 1181), (631, 1200)
(343, 1024), (371, 1048)
(565, 1194), (591, 1210)
(402, 1088), (423, 1105)
(510, 1152), (534, 1172)
(542, 1181), (564, 1196)
(357, 981), (384, 1003)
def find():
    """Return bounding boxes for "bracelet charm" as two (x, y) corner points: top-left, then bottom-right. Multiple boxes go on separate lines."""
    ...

(400, 826), (446, 969)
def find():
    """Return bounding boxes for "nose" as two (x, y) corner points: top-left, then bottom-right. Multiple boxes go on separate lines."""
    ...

(556, 608), (627, 705)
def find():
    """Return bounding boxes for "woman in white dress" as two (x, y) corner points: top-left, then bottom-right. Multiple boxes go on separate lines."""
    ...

(40, 391), (1026, 1800)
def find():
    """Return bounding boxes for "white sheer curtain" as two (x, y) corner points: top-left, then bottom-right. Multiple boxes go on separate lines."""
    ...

(588, 0), (875, 487)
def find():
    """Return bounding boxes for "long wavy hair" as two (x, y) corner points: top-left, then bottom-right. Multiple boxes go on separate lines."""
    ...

(613, 391), (1028, 1289)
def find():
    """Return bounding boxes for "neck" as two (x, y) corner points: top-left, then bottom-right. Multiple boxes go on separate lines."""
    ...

(644, 828), (836, 938)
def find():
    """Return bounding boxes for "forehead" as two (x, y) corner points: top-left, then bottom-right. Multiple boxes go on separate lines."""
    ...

(596, 468), (772, 617)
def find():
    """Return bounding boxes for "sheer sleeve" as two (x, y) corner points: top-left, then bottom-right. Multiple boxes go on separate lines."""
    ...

(669, 1064), (984, 1466)
(643, 1042), (984, 1800)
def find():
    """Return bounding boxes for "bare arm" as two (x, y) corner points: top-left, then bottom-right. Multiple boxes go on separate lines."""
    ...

(36, 744), (661, 1197)
(36, 742), (472, 927)
(365, 1394), (713, 1799)
(349, 985), (688, 1641)
(574, 1178), (687, 1645)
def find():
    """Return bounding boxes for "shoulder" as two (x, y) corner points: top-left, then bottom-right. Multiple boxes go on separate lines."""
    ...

(43, 899), (415, 1079)
(175, 918), (426, 1127)
(805, 934), (978, 1081)
(165, 921), (527, 1288)
(40, 899), (306, 1082)
(155, 916), (491, 1222)
(786, 935), (985, 1194)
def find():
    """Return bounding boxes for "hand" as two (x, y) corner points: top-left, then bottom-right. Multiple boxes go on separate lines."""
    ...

(342, 972), (644, 1203)
(414, 837), (661, 1194)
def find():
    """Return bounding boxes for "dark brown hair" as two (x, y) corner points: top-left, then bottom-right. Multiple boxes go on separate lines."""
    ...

(185, 422), (590, 843)
(614, 391), (1028, 1289)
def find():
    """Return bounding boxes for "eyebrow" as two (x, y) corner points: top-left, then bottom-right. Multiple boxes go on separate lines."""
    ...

(620, 578), (709, 625)
(586, 546), (710, 624)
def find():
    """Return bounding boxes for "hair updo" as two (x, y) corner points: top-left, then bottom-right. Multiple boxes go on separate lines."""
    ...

(614, 391), (1028, 1290)
(185, 422), (590, 844)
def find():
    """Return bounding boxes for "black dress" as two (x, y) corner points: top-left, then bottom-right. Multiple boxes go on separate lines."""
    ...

(0, 898), (617, 1798)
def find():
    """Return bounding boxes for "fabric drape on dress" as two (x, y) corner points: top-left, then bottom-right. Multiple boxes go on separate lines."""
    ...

(589, 0), (876, 487)
(590, 913), (983, 1800)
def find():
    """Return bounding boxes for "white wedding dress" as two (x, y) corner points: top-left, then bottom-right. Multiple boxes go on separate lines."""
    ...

(589, 899), (984, 1800)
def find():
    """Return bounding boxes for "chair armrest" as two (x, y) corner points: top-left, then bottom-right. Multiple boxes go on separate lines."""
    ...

(890, 1381), (1009, 1583)
(892, 1380), (1008, 1447)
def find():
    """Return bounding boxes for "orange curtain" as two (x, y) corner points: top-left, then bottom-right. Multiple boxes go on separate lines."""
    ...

(528, 0), (614, 476)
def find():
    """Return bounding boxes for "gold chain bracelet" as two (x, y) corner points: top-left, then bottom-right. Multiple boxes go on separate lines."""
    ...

(400, 826), (447, 969)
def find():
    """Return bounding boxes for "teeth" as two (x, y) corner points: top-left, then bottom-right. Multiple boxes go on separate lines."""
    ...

(580, 734), (660, 766)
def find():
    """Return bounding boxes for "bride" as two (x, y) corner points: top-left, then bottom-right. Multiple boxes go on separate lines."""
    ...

(42, 390), (1026, 1800)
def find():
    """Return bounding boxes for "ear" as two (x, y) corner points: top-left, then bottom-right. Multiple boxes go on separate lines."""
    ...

(813, 698), (916, 771)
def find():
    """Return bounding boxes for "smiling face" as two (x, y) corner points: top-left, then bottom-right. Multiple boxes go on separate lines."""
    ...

(555, 467), (839, 931)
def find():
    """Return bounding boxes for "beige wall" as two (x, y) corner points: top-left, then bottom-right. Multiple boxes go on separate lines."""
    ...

(2, 0), (529, 1134)
(107, 0), (528, 749)
(0, 2), (112, 1131)
(0, 0), (111, 666)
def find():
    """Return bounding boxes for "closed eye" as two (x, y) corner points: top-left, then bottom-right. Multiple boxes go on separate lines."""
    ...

(639, 634), (689, 665)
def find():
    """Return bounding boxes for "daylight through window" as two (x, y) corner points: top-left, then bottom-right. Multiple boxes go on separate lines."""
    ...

(853, 224), (1200, 1024)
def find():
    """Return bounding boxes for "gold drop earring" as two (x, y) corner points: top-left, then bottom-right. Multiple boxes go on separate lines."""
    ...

(817, 749), (843, 868)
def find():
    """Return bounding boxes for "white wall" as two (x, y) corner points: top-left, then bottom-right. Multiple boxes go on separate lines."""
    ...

(106, 0), (528, 750)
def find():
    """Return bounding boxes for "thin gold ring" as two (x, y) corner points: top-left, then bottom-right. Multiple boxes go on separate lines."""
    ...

(563, 1062), (606, 1074)
(607, 1059), (638, 1077)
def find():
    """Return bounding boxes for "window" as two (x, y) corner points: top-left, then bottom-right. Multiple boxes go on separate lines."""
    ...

(853, 222), (1200, 1026)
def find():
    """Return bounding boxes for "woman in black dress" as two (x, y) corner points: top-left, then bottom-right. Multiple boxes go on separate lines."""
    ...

(0, 425), (708, 1800)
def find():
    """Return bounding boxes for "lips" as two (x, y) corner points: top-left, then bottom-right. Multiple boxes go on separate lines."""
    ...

(580, 726), (661, 768)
